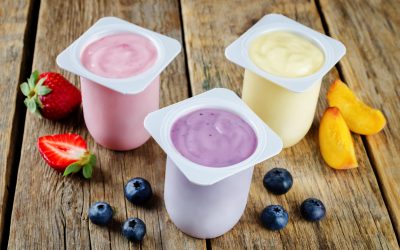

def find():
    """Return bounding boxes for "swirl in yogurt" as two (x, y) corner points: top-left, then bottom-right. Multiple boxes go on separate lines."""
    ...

(249, 31), (324, 78)
(171, 108), (258, 167)
(81, 33), (158, 78)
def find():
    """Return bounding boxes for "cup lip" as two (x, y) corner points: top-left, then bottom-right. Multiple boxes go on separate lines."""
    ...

(144, 88), (283, 186)
(225, 14), (346, 93)
(56, 16), (181, 94)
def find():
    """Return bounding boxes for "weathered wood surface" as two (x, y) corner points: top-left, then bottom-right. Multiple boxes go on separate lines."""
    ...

(0, 0), (32, 245)
(181, 0), (399, 249)
(319, 0), (400, 239)
(2, 0), (399, 249)
(7, 0), (204, 249)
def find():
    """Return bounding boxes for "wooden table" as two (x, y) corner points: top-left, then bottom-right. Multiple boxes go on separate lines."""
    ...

(1, 0), (399, 249)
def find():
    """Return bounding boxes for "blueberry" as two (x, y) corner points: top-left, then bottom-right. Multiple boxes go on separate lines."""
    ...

(300, 198), (326, 222)
(122, 218), (146, 242)
(260, 205), (289, 230)
(88, 201), (113, 225)
(124, 177), (153, 205)
(263, 168), (293, 195)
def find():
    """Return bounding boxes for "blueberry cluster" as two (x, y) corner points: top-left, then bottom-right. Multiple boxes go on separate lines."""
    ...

(88, 177), (153, 242)
(260, 168), (326, 231)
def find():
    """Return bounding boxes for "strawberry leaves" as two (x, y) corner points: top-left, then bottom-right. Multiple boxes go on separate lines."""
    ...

(20, 82), (30, 96)
(63, 163), (82, 176)
(82, 164), (94, 179)
(63, 153), (96, 179)
(20, 70), (52, 117)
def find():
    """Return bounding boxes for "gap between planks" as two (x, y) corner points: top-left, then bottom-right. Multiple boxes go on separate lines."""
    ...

(178, 0), (211, 248)
(178, 0), (193, 98)
(0, 0), (41, 248)
(314, 0), (399, 244)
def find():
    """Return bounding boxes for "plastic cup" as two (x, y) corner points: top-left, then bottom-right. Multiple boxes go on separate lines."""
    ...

(144, 88), (282, 238)
(80, 76), (159, 150)
(242, 71), (322, 147)
(56, 17), (181, 150)
(225, 14), (346, 148)
(165, 157), (254, 238)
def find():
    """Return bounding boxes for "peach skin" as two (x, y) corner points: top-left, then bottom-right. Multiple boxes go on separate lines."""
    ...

(327, 79), (386, 135)
(319, 107), (358, 170)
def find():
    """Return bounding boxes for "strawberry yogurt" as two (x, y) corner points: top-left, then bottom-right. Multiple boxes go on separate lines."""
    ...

(81, 33), (158, 79)
(57, 17), (181, 150)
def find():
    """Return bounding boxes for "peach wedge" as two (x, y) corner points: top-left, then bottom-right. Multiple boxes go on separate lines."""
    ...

(319, 107), (358, 170)
(327, 79), (386, 135)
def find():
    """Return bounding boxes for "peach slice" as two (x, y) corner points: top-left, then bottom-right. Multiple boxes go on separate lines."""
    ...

(327, 79), (386, 135)
(319, 107), (358, 169)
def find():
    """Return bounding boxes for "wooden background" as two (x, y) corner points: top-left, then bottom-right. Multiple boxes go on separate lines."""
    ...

(0, 0), (399, 249)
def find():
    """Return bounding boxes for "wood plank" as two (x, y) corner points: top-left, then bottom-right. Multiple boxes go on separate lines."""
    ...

(180, 0), (399, 248)
(8, 0), (204, 249)
(0, 0), (32, 245)
(319, 0), (400, 239)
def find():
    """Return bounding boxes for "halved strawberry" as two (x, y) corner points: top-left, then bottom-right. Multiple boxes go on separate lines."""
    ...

(37, 133), (96, 178)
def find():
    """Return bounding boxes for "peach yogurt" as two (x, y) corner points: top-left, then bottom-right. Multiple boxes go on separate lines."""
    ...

(244, 31), (325, 147)
(225, 14), (346, 148)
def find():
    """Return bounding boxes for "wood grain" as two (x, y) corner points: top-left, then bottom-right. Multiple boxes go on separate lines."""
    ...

(180, 0), (399, 249)
(319, 0), (400, 239)
(7, 0), (203, 249)
(0, 0), (32, 245)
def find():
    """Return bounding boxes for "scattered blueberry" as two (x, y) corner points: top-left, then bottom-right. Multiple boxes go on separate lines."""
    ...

(300, 198), (326, 222)
(88, 201), (113, 225)
(263, 168), (293, 195)
(124, 177), (153, 205)
(122, 218), (146, 242)
(260, 205), (289, 230)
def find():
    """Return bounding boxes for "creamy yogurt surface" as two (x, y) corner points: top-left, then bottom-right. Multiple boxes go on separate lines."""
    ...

(81, 33), (158, 78)
(248, 31), (324, 78)
(170, 108), (258, 167)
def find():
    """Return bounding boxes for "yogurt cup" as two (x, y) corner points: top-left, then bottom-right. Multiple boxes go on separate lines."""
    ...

(144, 88), (282, 238)
(56, 17), (181, 150)
(225, 14), (346, 148)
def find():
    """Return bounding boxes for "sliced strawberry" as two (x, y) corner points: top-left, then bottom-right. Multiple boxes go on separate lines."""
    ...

(37, 133), (95, 178)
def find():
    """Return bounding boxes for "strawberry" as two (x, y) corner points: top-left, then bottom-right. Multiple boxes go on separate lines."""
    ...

(20, 70), (81, 120)
(37, 133), (96, 178)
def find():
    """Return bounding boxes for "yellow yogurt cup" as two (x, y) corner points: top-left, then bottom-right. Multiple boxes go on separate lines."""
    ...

(225, 14), (346, 148)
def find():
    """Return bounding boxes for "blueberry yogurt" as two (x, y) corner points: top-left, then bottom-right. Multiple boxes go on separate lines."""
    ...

(170, 108), (258, 167)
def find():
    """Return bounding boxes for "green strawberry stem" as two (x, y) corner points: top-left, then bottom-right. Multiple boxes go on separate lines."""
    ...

(63, 152), (96, 179)
(20, 70), (52, 117)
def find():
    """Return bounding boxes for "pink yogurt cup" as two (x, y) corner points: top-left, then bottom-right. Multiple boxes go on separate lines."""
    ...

(56, 17), (181, 150)
(80, 76), (159, 150)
